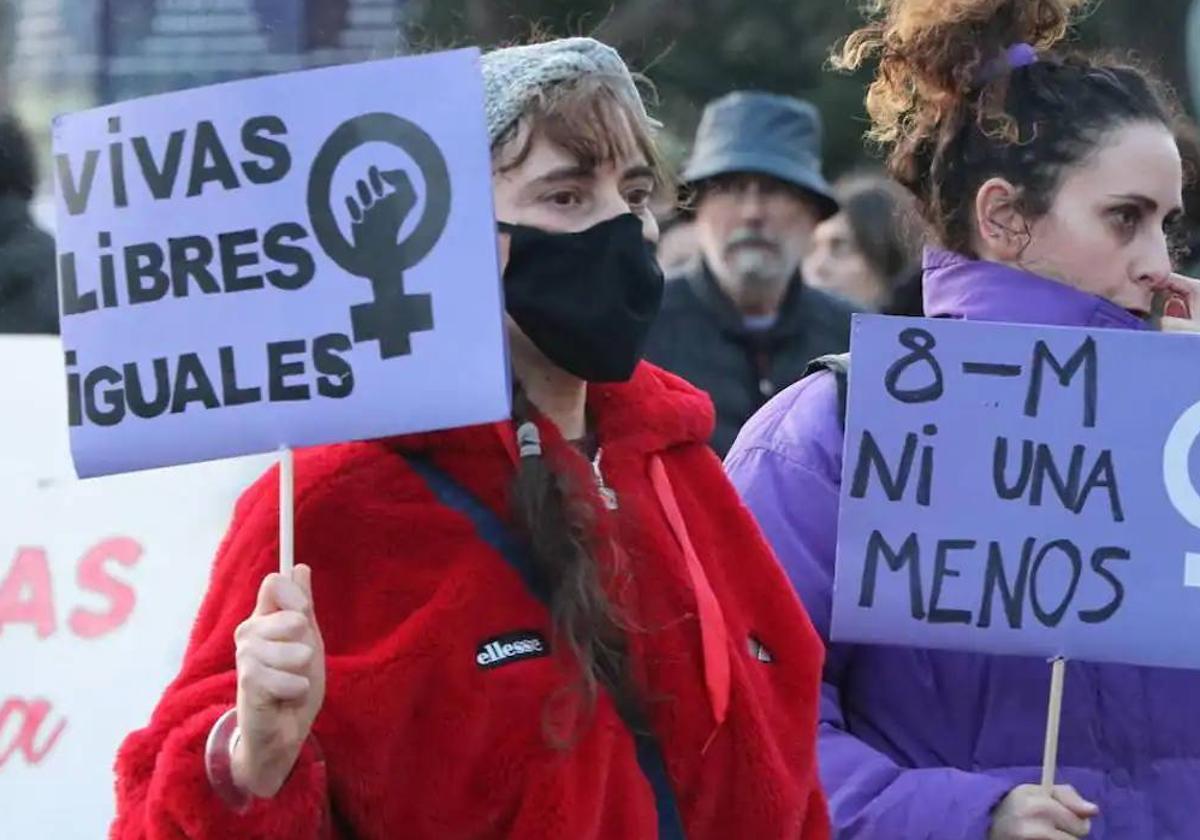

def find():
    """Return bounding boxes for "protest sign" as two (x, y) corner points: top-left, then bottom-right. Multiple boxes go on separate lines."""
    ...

(52, 48), (509, 478)
(832, 314), (1200, 670)
(0, 336), (269, 838)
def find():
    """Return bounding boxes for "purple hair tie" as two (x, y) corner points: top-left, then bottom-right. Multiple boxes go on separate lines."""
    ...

(975, 42), (1039, 86)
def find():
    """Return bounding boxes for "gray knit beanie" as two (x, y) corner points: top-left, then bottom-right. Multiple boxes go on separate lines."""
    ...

(480, 37), (654, 146)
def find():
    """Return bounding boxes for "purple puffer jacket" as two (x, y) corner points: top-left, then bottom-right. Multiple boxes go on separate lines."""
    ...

(726, 249), (1200, 839)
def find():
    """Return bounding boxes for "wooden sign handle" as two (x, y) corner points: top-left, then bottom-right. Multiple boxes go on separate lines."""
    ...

(279, 446), (294, 576)
(1040, 657), (1066, 791)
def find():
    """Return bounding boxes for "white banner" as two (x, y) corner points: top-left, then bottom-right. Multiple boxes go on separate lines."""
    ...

(0, 335), (269, 838)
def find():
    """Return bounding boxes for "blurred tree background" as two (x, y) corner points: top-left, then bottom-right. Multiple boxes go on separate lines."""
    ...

(404, 0), (1194, 178)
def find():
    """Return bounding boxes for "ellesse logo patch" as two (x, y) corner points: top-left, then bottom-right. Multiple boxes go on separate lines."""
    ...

(476, 631), (550, 670)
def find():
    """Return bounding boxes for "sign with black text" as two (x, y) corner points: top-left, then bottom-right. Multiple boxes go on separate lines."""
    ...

(833, 315), (1200, 669)
(52, 48), (509, 477)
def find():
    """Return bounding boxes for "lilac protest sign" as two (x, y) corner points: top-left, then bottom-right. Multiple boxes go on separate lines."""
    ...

(832, 314), (1200, 669)
(52, 48), (510, 478)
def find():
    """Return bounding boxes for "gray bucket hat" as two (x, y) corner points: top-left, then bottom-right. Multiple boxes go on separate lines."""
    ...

(682, 91), (838, 220)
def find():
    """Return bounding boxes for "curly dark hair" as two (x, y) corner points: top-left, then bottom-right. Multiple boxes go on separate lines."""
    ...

(836, 0), (1182, 256)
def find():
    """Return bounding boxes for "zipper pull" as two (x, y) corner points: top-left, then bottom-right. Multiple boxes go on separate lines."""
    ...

(592, 449), (619, 510)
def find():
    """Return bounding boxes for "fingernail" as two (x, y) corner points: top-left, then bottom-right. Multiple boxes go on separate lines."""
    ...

(1166, 296), (1191, 319)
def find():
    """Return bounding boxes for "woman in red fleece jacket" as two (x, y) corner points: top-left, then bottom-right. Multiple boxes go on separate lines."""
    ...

(111, 37), (829, 840)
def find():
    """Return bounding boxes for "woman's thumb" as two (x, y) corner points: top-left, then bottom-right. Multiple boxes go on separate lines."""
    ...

(1054, 784), (1099, 816)
(292, 564), (324, 650)
(292, 564), (314, 607)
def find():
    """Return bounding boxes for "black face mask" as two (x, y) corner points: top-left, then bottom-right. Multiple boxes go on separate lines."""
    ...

(499, 214), (665, 383)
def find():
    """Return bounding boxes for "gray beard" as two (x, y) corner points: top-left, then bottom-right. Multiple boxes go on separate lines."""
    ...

(728, 247), (788, 299)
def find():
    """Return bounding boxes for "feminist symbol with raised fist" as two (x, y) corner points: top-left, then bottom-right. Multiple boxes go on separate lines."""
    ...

(307, 113), (451, 358)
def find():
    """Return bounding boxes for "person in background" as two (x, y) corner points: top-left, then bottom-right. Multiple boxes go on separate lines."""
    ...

(802, 172), (921, 311)
(655, 212), (699, 274)
(880, 264), (926, 317)
(110, 37), (830, 840)
(0, 113), (57, 335)
(1173, 122), (1200, 275)
(727, 0), (1200, 837)
(643, 91), (857, 457)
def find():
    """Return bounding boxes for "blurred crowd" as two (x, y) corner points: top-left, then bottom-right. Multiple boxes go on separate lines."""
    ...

(0, 112), (55, 334)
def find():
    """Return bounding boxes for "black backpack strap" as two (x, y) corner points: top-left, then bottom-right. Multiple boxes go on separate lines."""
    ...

(405, 455), (552, 604)
(804, 352), (851, 431)
(403, 454), (687, 840)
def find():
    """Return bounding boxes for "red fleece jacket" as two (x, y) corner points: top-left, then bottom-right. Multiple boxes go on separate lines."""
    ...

(111, 363), (829, 839)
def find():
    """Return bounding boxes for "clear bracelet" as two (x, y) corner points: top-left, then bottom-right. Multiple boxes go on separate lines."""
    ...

(204, 707), (252, 813)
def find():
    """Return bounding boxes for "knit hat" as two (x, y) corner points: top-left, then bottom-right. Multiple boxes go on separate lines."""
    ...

(480, 37), (655, 145)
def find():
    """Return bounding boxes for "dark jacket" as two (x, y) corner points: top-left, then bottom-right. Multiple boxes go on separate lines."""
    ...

(644, 259), (856, 456)
(0, 194), (57, 335)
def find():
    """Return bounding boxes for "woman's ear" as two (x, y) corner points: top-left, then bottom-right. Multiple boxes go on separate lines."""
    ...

(973, 177), (1030, 262)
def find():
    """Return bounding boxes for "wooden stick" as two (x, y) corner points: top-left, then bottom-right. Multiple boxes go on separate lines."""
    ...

(279, 446), (294, 576)
(1041, 657), (1066, 791)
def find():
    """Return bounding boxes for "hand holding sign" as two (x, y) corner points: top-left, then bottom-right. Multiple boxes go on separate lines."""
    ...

(231, 564), (325, 799)
(989, 784), (1098, 840)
